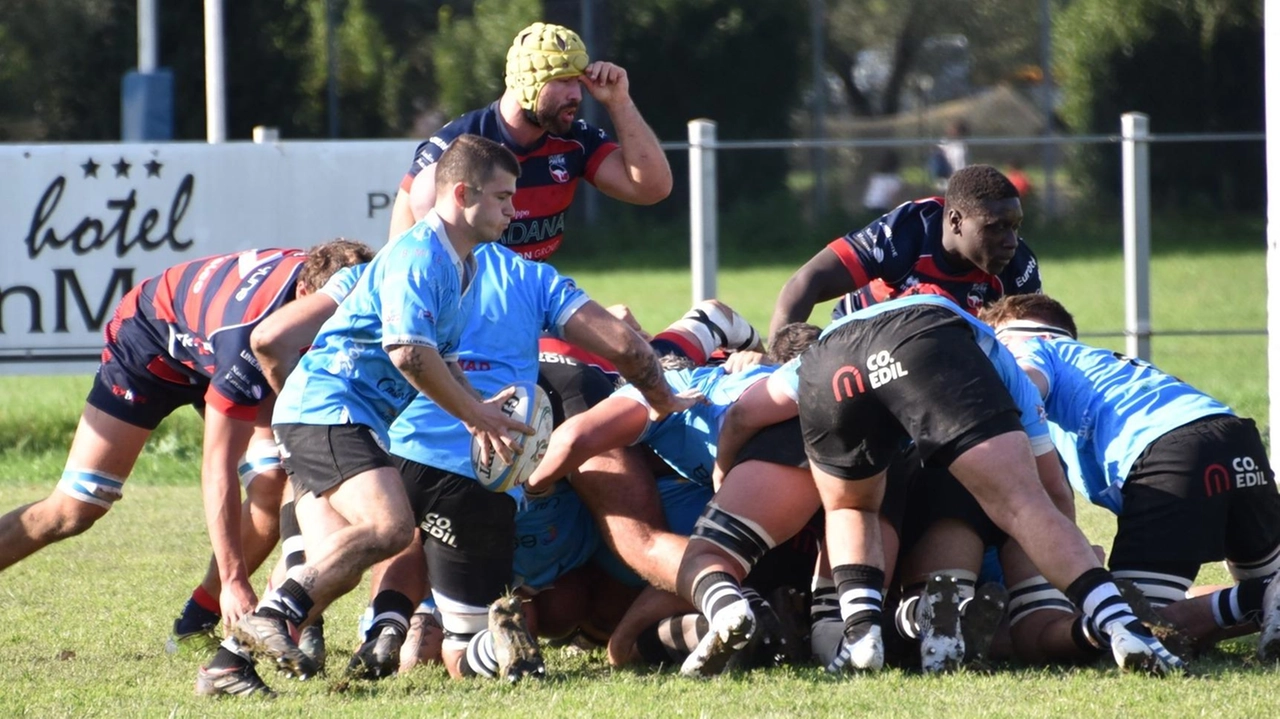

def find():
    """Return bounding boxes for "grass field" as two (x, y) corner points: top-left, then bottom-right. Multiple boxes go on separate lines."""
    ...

(1, 224), (1278, 716)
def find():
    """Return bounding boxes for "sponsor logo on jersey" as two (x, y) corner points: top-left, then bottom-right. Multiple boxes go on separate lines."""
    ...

(548, 154), (570, 183)
(831, 366), (865, 401)
(1015, 257), (1037, 288)
(866, 350), (909, 388)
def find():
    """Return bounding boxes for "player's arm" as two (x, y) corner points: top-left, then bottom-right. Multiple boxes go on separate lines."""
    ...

(582, 62), (672, 205)
(712, 373), (799, 489)
(524, 394), (650, 495)
(200, 406), (258, 628)
(390, 158), (439, 241)
(251, 291), (342, 394)
(388, 343), (531, 463)
(1035, 447), (1076, 523)
(769, 247), (857, 340)
(561, 299), (700, 420)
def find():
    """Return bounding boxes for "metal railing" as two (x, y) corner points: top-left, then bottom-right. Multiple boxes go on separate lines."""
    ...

(678, 116), (1267, 360)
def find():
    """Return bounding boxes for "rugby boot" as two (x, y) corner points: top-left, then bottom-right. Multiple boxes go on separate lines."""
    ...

(298, 622), (327, 675)
(681, 598), (756, 678)
(1115, 578), (1194, 662)
(165, 599), (221, 655)
(1257, 575), (1280, 663)
(195, 661), (276, 698)
(347, 624), (404, 680)
(231, 612), (318, 679)
(728, 594), (786, 670)
(768, 586), (811, 666)
(961, 582), (1009, 666)
(918, 574), (965, 674)
(489, 594), (545, 682)
(1108, 620), (1185, 676)
(825, 623), (884, 673)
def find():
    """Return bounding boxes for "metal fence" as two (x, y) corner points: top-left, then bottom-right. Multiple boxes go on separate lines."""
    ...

(665, 115), (1267, 362)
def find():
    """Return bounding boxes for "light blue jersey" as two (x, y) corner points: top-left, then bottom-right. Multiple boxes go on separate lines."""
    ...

(1010, 336), (1233, 513)
(387, 243), (589, 478)
(774, 294), (1052, 452)
(273, 212), (478, 442)
(316, 263), (366, 305)
(615, 364), (776, 486)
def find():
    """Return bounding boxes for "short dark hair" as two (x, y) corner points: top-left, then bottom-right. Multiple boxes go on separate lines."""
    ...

(435, 134), (521, 192)
(299, 238), (374, 294)
(766, 322), (821, 365)
(945, 164), (1020, 213)
(979, 294), (1078, 339)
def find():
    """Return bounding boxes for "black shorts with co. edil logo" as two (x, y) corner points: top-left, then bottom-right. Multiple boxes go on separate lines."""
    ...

(797, 305), (1023, 480)
(1113, 414), (1280, 576)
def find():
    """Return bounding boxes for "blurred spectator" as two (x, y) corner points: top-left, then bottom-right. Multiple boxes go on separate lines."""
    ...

(930, 119), (969, 190)
(1006, 159), (1033, 199)
(862, 151), (904, 215)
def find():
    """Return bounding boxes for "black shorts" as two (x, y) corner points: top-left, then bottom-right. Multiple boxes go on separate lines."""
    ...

(396, 457), (517, 608)
(892, 445), (1006, 558)
(273, 423), (394, 497)
(87, 310), (208, 430)
(1111, 414), (1280, 576)
(734, 417), (809, 469)
(797, 306), (1024, 480)
(538, 358), (617, 425)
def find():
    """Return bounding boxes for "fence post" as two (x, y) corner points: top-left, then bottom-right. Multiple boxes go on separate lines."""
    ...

(1267, 5), (1280, 454)
(689, 119), (717, 304)
(1121, 112), (1151, 360)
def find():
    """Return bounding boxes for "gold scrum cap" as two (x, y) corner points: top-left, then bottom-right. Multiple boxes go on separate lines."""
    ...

(504, 22), (590, 112)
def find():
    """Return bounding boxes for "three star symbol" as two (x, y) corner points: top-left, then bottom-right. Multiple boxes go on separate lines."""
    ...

(80, 157), (164, 179)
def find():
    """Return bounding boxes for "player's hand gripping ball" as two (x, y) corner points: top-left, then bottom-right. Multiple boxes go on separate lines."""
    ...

(471, 381), (554, 492)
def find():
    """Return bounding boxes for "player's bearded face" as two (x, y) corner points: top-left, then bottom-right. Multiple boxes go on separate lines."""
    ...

(527, 78), (582, 135)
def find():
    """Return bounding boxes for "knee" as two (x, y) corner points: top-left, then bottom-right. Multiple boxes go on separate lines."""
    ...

(368, 515), (415, 560)
(38, 496), (107, 540)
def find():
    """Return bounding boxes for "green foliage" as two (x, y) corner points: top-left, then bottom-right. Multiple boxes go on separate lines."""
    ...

(1055, 0), (1263, 212)
(431, 0), (543, 119)
(611, 0), (807, 207)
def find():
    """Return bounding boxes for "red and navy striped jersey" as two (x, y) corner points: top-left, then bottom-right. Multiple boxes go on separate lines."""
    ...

(107, 249), (305, 419)
(401, 102), (619, 261)
(829, 197), (1041, 317)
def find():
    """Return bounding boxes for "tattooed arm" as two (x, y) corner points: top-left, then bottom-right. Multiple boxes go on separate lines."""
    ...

(562, 300), (700, 420)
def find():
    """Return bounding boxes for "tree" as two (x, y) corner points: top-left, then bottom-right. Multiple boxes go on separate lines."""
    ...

(1056, 0), (1263, 212)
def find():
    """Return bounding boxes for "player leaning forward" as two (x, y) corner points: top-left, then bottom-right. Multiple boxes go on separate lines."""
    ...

(218, 135), (527, 680)
(737, 293), (1185, 675)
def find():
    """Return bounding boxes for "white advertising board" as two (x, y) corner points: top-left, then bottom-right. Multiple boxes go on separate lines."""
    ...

(0, 140), (416, 374)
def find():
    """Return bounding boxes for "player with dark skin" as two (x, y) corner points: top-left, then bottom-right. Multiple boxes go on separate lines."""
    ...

(769, 165), (1028, 342)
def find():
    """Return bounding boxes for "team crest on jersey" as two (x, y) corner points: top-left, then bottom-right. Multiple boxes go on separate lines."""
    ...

(967, 283), (988, 309)
(548, 154), (570, 184)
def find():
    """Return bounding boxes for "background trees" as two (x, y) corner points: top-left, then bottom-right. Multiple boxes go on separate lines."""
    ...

(0, 0), (1265, 215)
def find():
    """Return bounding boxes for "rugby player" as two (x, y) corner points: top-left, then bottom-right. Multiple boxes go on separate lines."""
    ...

(716, 293), (1184, 676)
(386, 22), (672, 254)
(345, 242), (694, 683)
(769, 164), (1040, 341)
(221, 135), (547, 688)
(0, 239), (370, 644)
(981, 293), (1280, 663)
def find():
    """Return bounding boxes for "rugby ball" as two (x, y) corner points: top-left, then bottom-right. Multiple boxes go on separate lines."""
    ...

(471, 381), (554, 493)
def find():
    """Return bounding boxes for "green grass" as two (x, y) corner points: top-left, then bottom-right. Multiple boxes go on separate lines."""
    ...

(0, 221), (1276, 715)
(0, 484), (1278, 717)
